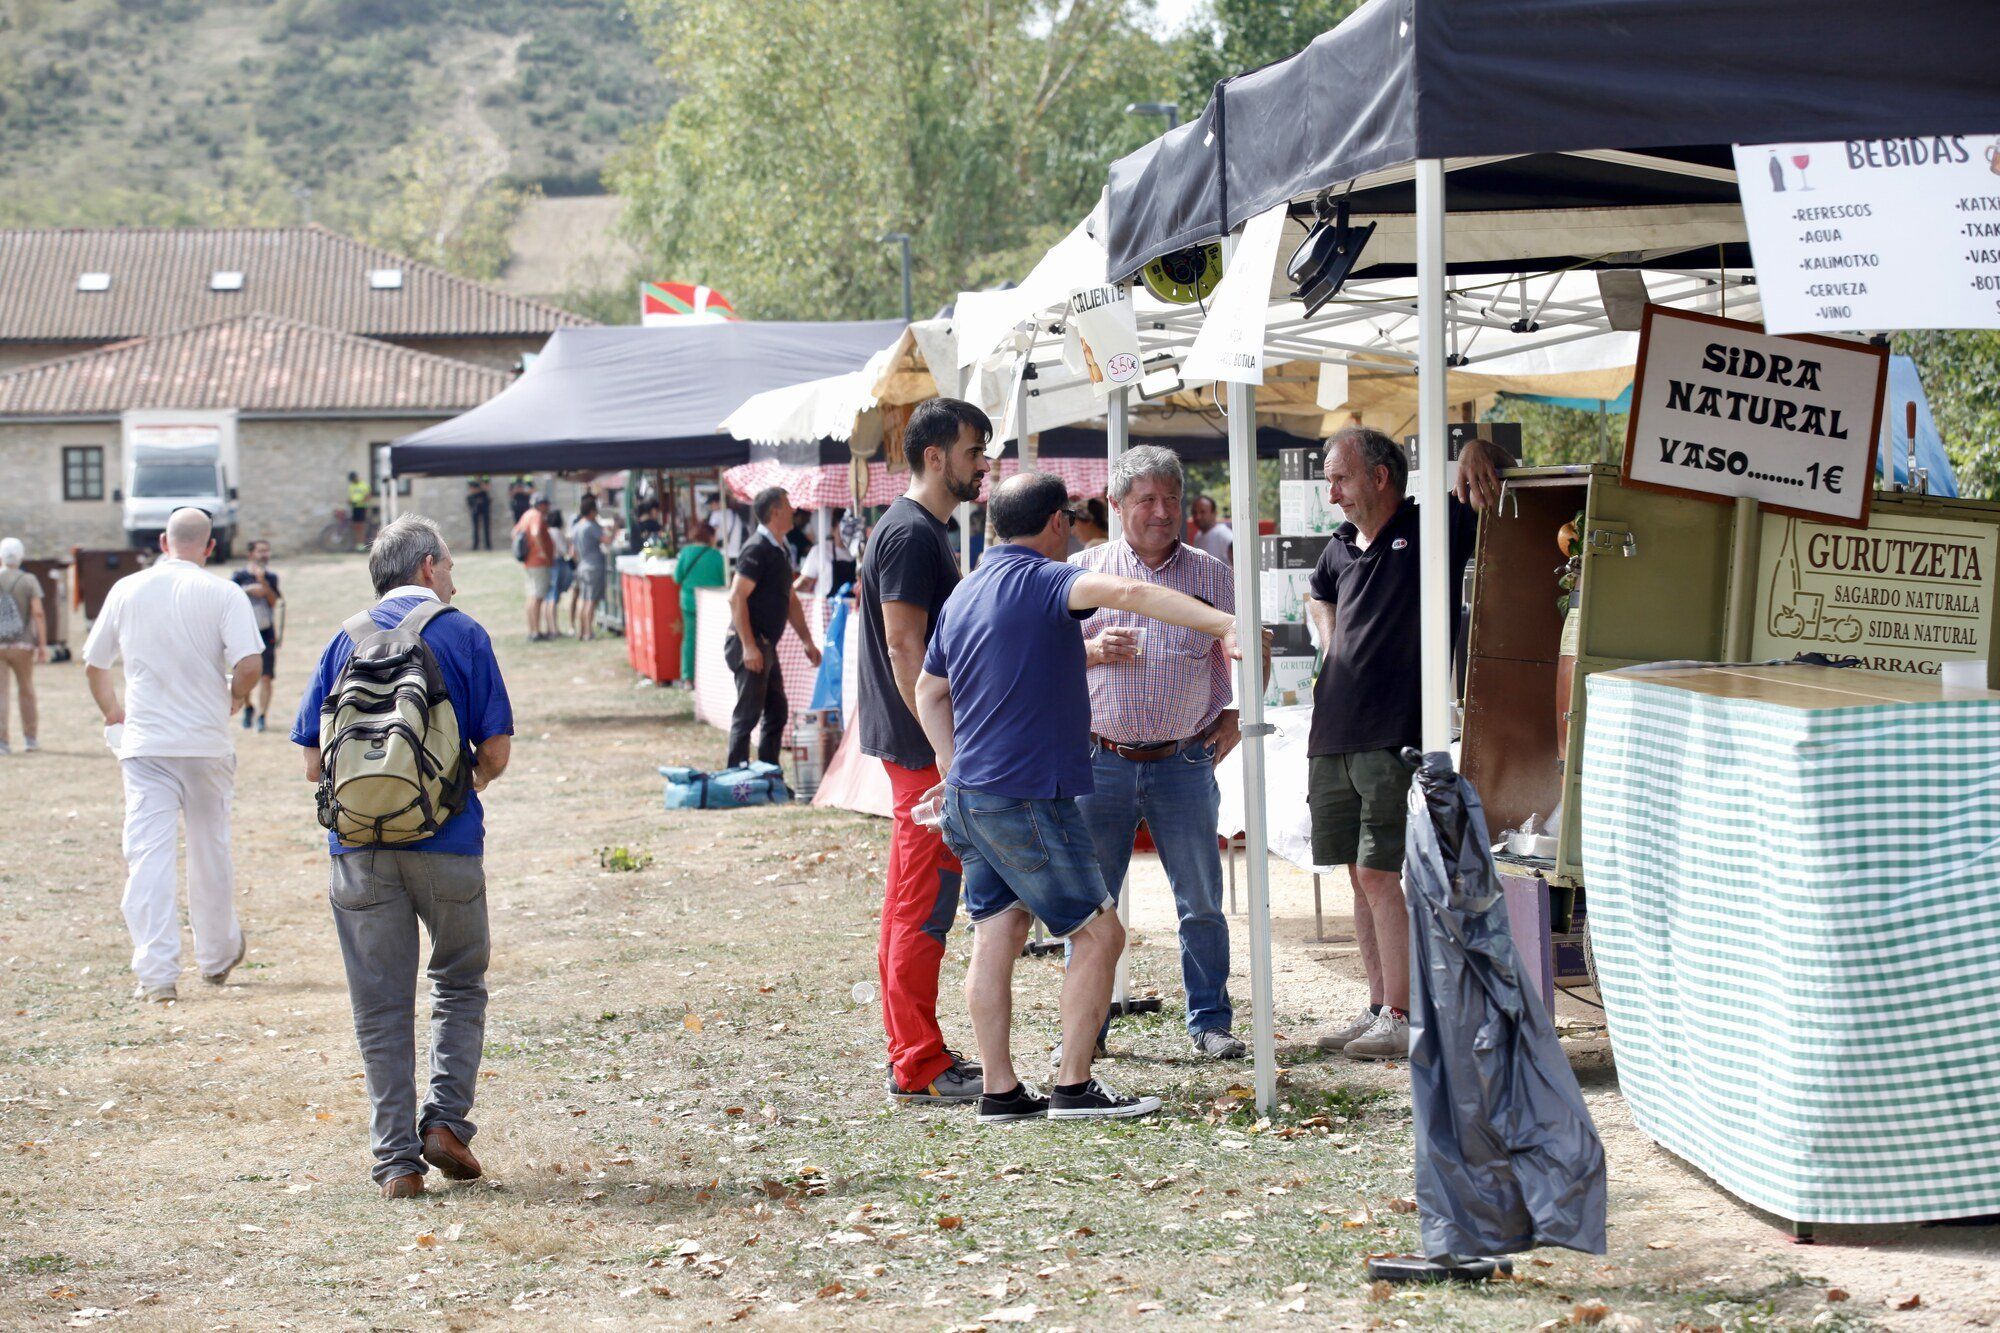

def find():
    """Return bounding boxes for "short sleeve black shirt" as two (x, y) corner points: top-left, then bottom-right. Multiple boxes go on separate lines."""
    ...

(856, 497), (960, 770)
(1306, 498), (1478, 756)
(734, 532), (793, 644)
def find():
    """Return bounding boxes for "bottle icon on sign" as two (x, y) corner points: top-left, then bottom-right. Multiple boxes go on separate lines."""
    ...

(1767, 518), (1818, 640)
(1768, 151), (1787, 193)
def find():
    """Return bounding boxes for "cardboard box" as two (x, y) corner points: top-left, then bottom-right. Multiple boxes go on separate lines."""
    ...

(1265, 621), (1316, 657)
(1279, 445), (1326, 481)
(1264, 653), (1317, 708)
(1401, 421), (1522, 470)
(1280, 478), (1344, 535)
(1262, 533), (1329, 569)
(1258, 535), (1328, 623)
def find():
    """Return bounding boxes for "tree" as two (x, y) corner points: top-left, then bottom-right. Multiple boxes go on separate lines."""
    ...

(1171, 0), (1361, 111)
(332, 132), (536, 281)
(1897, 331), (2000, 500)
(609, 0), (1177, 319)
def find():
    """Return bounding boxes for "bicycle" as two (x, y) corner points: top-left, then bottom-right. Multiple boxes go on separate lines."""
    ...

(316, 505), (381, 553)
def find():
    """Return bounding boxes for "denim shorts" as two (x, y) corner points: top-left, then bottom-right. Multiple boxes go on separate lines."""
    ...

(940, 785), (1114, 938)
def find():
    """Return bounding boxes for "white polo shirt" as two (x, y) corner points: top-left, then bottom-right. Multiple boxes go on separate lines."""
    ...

(83, 557), (264, 759)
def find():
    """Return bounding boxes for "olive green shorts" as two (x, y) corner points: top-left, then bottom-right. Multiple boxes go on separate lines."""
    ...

(1308, 749), (1414, 873)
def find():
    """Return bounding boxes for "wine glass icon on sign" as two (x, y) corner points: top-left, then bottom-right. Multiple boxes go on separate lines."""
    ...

(1792, 150), (1812, 191)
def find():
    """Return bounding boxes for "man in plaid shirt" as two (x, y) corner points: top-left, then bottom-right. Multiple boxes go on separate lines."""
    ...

(1068, 445), (1245, 1061)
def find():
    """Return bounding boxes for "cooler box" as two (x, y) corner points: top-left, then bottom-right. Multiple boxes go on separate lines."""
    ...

(618, 554), (682, 683)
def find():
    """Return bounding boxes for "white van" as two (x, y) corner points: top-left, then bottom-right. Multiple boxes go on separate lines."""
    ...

(121, 410), (240, 559)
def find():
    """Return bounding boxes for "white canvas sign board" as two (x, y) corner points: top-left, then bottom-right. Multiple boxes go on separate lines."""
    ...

(1621, 307), (1886, 526)
(1733, 135), (2000, 334)
(1183, 203), (1287, 386)
(1062, 282), (1142, 398)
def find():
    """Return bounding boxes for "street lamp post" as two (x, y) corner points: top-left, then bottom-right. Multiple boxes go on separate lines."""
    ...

(878, 232), (914, 323)
(1124, 100), (1180, 131)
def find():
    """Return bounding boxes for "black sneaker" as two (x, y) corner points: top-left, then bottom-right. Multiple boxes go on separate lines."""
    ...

(241, 705), (254, 730)
(887, 1059), (983, 1106)
(1048, 1077), (1162, 1121)
(942, 1048), (983, 1082)
(977, 1081), (1050, 1124)
(255, 713), (267, 733)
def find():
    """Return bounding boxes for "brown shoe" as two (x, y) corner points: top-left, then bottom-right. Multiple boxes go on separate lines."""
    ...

(380, 1172), (426, 1199)
(421, 1126), (482, 1181)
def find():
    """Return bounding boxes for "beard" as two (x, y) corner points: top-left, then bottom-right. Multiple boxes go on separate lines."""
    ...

(944, 466), (986, 504)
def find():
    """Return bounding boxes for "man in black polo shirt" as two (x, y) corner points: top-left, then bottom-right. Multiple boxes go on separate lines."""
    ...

(856, 397), (994, 1106)
(724, 486), (821, 768)
(1306, 425), (1504, 1061)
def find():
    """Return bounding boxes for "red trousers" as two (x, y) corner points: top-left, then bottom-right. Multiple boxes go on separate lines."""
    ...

(879, 759), (963, 1091)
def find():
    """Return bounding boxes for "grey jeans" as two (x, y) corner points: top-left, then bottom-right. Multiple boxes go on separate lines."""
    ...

(329, 850), (490, 1185)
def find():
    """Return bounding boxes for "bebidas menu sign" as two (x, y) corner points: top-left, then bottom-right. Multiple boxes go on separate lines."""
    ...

(1621, 307), (1887, 527)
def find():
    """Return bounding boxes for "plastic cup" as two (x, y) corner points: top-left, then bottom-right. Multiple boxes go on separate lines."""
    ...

(851, 981), (878, 1005)
(912, 797), (943, 828)
(1130, 626), (1147, 659)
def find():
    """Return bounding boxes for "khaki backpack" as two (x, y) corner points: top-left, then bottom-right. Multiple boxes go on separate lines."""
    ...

(316, 600), (469, 846)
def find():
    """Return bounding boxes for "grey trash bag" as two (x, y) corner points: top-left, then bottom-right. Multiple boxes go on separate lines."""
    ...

(1402, 749), (1607, 1258)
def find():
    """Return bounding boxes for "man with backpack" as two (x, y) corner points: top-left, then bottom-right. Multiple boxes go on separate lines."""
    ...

(292, 515), (514, 1199)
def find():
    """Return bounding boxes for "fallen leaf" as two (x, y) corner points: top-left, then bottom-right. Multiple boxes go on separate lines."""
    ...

(1341, 1210), (1371, 1228)
(682, 1014), (703, 1033)
(414, 1232), (437, 1247)
(1894, 1294), (1923, 1311)
(1570, 1299), (1610, 1325)
(1277, 1296), (1307, 1314)
(937, 1215), (962, 1230)
(1826, 1288), (1849, 1303)
(1387, 1197), (1418, 1214)
(816, 1281), (844, 1299)
(1367, 1281), (1394, 1303)
(1645, 1240), (1675, 1250)
(982, 1305), (1038, 1324)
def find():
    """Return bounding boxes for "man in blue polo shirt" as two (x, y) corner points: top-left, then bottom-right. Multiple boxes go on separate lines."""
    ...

(293, 515), (514, 1198)
(916, 472), (1240, 1125)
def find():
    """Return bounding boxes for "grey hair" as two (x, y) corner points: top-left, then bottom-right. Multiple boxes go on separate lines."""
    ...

(1108, 444), (1185, 503)
(368, 514), (448, 595)
(0, 537), (21, 567)
(1329, 424), (1409, 496)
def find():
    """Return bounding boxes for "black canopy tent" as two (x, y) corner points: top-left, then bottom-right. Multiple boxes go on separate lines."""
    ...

(1103, 0), (2000, 283)
(388, 320), (906, 476)
(1092, 0), (2000, 1113)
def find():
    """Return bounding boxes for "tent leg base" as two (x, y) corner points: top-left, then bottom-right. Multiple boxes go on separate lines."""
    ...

(1366, 1255), (1515, 1285)
(1790, 1221), (1816, 1245)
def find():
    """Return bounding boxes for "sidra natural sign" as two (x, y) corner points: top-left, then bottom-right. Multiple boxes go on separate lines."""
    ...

(1621, 307), (1887, 527)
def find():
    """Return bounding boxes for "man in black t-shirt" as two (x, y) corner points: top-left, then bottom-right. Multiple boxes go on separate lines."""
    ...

(857, 397), (993, 1106)
(724, 486), (821, 767)
(230, 539), (282, 732)
(1306, 425), (1505, 1063)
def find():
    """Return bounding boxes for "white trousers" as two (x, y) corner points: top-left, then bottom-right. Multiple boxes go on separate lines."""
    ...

(119, 755), (242, 988)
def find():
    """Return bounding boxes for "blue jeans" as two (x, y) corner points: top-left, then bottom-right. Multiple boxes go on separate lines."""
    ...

(1074, 740), (1233, 1036)
(940, 786), (1114, 939)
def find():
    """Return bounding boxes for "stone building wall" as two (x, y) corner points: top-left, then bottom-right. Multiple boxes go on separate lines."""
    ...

(0, 414), (592, 559)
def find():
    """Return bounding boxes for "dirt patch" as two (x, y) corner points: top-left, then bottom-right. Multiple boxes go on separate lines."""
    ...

(0, 550), (1991, 1329)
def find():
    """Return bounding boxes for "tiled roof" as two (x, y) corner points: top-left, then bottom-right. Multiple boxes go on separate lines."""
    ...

(0, 225), (593, 343)
(0, 314), (511, 417)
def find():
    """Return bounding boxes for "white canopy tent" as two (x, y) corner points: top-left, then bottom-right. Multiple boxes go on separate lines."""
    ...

(958, 212), (1757, 1110)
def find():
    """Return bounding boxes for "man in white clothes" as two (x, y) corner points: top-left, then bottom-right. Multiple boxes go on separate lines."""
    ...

(84, 507), (264, 1004)
(1188, 495), (1233, 562)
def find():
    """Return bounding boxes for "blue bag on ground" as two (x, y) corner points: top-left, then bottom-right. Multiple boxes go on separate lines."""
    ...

(660, 762), (792, 810)
(809, 584), (851, 714)
(1403, 749), (1607, 1258)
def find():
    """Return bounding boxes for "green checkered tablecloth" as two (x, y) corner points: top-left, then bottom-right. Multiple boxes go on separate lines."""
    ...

(1580, 667), (2000, 1225)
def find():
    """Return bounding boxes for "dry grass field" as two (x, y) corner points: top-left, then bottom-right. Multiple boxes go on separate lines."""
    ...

(0, 550), (1991, 1330)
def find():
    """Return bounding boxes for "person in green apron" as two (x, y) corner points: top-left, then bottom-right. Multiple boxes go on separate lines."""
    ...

(673, 520), (726, 686)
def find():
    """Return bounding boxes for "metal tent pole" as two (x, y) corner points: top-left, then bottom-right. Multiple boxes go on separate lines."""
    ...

(1106, 387), (1134, 1011)
(1415, 160), (1453, 754)
(1219, 231), (1277, 1114)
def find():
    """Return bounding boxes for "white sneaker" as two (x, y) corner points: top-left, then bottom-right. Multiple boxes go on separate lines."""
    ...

(1317, 1007), (1379, 1052)
(1342, 1009), (1410, 1061)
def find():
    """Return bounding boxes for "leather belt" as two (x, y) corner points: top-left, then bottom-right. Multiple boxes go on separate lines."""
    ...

(1095, 735), (1187, 763)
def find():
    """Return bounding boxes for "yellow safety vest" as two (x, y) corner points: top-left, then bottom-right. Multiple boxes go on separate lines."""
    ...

(348, 480), (371, 507)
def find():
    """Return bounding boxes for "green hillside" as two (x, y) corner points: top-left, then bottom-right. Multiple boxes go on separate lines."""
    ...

(0, 0), (672, 221)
